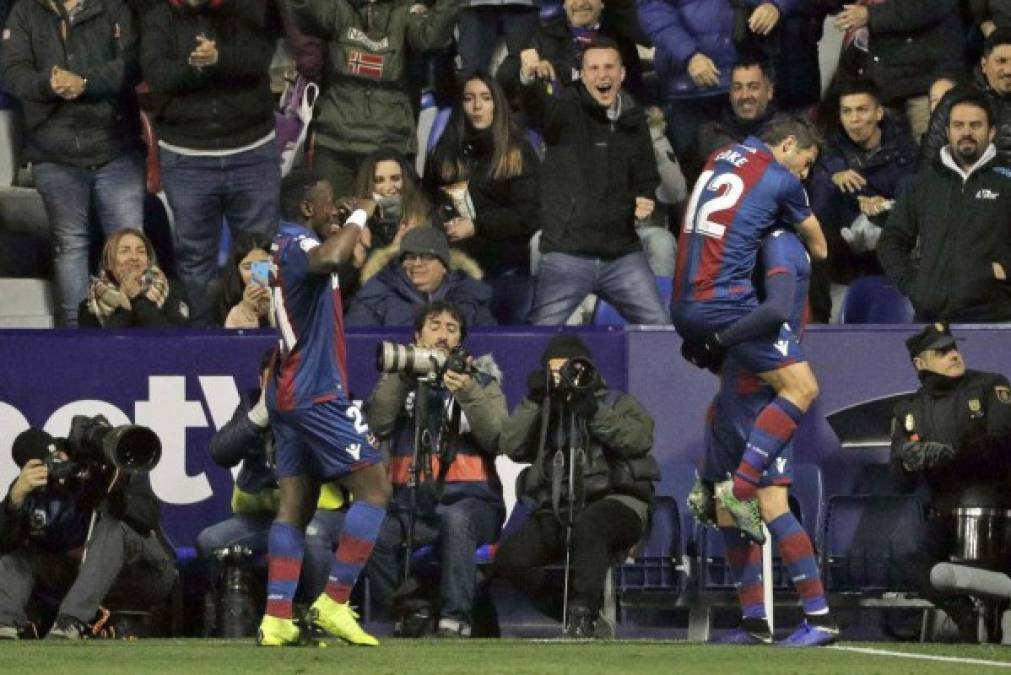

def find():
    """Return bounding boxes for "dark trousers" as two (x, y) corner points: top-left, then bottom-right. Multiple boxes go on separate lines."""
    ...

(494, 498), (642, 616)
(0, 514), (176, 626)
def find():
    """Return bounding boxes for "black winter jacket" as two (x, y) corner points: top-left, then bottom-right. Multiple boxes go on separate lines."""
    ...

(890, 369), (1011, 514)
(424, 132), (541, 275)
(140, 0), (280, 150)
(78, 279), (190, 328)
(877, 148), (1011, 322)
(0, 0), (142, 167)
(522, 81), (659, 259)
(864, 0), (964, 103)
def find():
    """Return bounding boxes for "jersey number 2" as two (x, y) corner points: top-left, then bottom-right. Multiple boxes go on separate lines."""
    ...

(683, 170), (745, 240)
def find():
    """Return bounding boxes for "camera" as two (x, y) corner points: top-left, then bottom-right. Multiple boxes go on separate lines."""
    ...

(376, 341), (474, 378)
(557, 357), (598, 393)
(67, 414), (162, 474)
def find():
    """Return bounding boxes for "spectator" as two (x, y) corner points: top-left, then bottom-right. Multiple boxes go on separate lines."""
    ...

(0, 420), (175, 640)
(365, 301), (506, 638)
(287, 0), (460, 198)
(78, 228), (189, 328)
(0, 0), (145, 327)
(346, 226), (497, 328)
(141, 0), (282, 327)
(456, 0), (539, 79)
(922, 29), (1011, 165)
(355, 149), (432, 253)
(497, 0), (644, 102)
(209, 232), (273, 329)
(696, 56), (778, 173)
(889, 323), (1011, 641)
(197, 349), (346, 609)
(424, 72), (540, 278)
(808, 78), (918, 320)
(878, 89), (1011, 322)
(637, 0), (795, 170)
(494, 334), (659, 637)
(519, 39), (668, 325)
(832, 0), (964, 140)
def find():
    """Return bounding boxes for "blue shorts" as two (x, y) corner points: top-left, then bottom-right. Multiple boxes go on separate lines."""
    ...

(271, 399), (381, 481)
(702, 354), (793, 487)
(673, 301), (806, 374)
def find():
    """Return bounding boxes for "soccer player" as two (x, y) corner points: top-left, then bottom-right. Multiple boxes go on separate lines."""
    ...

(257, 168), (392, 647)
(697, 228), (837, 647)
(672, 115), (827, 544)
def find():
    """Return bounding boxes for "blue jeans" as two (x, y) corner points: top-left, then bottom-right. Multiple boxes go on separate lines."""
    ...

(33, 153), (146, 326)
(159, 140), (280, 326)
(196, 510), (344, 602)
(456, 7), (540, 78)
(529, 250), (671, 325)
(367, 497), (502, 625)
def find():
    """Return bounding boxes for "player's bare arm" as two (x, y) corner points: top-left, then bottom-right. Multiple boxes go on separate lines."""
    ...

(795, 214), (827, 261)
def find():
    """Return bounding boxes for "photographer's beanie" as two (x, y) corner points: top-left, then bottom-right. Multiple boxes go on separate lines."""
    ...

(541, 334), (592, 368)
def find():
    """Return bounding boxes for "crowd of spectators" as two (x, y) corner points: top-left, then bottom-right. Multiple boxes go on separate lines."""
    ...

(3, 0), (1011, 328)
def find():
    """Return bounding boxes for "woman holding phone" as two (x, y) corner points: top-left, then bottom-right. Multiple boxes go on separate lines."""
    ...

(211, 232), (273, 329)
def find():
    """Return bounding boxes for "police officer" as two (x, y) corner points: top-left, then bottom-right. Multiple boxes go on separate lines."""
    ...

(890, 322), (1011, 640)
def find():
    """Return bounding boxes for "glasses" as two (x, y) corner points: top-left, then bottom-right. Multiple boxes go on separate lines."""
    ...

(403, 254), (437, 265)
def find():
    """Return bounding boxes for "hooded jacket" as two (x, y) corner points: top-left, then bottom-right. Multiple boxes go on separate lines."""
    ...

(921, 67), (1011, 167)
(140, 0), (280, 150)
(345, 243), (497, 327)
(877, 145), (1011, 322)
(0, 0), (142, 167)
(288, 0), (459, 156)
(521, 79), (659, 259)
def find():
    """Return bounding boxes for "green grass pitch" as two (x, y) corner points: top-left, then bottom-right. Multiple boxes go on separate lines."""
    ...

(3, 639), (1011, 674)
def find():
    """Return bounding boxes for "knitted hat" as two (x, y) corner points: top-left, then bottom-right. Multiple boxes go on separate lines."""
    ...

(400, 227), (450, 270)
(541, 334), (592, 367)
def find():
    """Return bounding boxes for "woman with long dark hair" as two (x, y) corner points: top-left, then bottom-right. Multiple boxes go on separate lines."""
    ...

(210, 231), (273, 328)
(424, 72), (540, 277)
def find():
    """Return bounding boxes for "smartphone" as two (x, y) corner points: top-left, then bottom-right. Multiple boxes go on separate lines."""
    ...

(250, 260), (270, 287)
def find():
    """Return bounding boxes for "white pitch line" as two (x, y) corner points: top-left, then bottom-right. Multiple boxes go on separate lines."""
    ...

(830, 645), (1011, 668)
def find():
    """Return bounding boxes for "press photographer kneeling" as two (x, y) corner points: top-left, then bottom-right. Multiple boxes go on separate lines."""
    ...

(365, 301), (506, 638)
(0, 416), (174, 639)
(494, 335), (659, 638)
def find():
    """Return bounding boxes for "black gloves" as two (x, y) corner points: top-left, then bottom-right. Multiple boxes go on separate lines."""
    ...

(527, 369), (548, 404)
(681, 334), (726, 373)
(900, 440), (956, 472)
(569, 389), (599, 419)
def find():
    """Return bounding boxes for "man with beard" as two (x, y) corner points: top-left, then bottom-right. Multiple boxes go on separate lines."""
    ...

(695, 57), (778, 181)
(878, 90), (1011, 322)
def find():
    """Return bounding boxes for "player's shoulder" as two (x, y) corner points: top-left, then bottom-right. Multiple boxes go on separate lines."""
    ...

(275, 222), (320, 256)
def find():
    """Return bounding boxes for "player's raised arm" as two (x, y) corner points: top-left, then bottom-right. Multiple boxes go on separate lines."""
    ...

(307, 200), (376, 275)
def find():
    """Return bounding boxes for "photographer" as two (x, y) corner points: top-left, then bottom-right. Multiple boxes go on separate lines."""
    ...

(494, 334), (659, 638)
(365, 301), (506, 638)
(0, 418), (174, 639)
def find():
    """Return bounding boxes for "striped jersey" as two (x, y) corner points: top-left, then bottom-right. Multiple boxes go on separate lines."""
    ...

(760, 228), (811, 335)
(268, 221), (350, 412)
(674, 136), (812, 306)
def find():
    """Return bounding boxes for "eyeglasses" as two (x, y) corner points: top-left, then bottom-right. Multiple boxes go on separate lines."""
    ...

(403, 254), (437, 265)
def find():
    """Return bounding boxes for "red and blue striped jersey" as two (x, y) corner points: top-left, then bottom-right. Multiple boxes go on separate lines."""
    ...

(674, 137), (812, 306)
(268, 221), (350, 412)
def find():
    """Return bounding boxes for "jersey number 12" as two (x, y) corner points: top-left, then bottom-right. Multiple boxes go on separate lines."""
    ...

(683, 170), (745, 240)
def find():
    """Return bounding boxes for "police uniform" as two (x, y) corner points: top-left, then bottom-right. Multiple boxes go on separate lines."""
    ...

(888, 323), (1011, 634)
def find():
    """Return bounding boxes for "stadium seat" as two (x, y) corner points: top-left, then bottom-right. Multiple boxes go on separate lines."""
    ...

(822, 494), (926, 592)
(839, 275), (915, 324)
(489, 272), (536, 325)
(616, 496), (684, 623)
(539, 0), (563, 22)
(592, 276), (673, 326)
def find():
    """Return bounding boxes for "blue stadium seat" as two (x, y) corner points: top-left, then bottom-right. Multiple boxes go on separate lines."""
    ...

(823, 494), (926, 592)
(539, 0), (564, 22)
(489, 272), (536, 325)
(840, 275), (915, 324)
(592, 276), (673, 326)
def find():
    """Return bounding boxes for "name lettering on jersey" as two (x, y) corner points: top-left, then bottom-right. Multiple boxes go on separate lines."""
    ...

(775, 457), (788, 474)
(774, 339), (790, 356)
(714, 148), (749, 167)
(346, 28), (389, 52)
(976, 188), (1000, 200)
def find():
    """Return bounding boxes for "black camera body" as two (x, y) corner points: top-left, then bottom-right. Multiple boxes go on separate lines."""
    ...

(556, 356), (598, 393)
